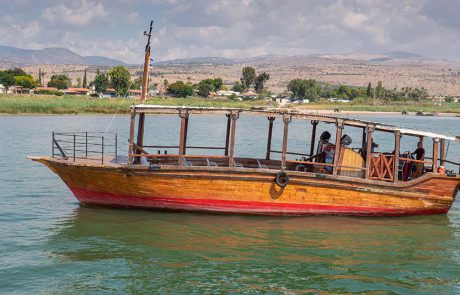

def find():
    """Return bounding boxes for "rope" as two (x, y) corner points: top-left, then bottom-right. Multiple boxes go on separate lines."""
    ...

(104, 81), (133, 134)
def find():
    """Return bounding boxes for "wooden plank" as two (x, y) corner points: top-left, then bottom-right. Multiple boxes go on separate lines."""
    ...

(365, 125), (374, 179)
(281, 114), (292, 169)
(394, 131), (400, 183)
(432, 138), (439, 172)
(228, 112), (238, 167)
(178, 110), (188, 165)
(440, 138), (446, 166)
(332, 121), (343, 175)
(128, 110), (136, 164)
(224, 114), (231, 156)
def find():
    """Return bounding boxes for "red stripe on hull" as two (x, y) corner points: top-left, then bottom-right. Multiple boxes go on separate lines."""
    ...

(68, 186), (447, 216)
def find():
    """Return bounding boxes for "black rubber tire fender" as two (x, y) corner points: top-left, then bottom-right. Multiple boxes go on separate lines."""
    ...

(275, 171), (289, 187)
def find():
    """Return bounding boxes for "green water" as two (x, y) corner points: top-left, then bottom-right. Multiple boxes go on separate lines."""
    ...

(0, 115), (459, 294)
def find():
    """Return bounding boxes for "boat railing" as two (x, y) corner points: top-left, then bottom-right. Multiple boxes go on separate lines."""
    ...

(52, 132), (118, 164)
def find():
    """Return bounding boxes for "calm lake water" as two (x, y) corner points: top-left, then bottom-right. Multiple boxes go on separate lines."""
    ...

(0, 113), (459, 294)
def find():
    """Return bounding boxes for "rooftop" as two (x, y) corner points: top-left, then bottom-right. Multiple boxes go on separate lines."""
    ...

(131, 104), (460, 141)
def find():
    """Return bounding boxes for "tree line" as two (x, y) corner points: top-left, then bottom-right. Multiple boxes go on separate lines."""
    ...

(286, 79), (430, 102)
(164, 66), (271, 98)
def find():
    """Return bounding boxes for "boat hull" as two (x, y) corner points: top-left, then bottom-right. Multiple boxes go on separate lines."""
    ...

(33, 158), (459, 216)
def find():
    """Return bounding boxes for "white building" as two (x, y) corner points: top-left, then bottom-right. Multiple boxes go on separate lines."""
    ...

(0, 84), (5, 94)
(216, 90), (241, 97)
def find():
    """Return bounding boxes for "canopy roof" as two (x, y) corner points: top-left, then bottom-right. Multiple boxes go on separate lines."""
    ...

(131, 104), (460, 141)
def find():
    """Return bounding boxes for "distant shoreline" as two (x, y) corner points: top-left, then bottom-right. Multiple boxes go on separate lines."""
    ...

(0, 94), (459, 116)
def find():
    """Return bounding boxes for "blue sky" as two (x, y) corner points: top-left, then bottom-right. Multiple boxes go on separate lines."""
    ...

(0, 0), (459, 63)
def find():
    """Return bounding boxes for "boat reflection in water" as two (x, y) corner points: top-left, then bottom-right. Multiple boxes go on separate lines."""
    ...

(47, 206), (460, 293)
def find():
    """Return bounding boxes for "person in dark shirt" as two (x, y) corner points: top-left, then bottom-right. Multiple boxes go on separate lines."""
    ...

(411, 141), (425, 177)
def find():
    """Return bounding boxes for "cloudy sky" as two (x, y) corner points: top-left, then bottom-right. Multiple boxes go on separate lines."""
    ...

(0, 0), (459, 63)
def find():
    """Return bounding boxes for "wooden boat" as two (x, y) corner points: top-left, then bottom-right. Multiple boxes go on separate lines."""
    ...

(29, 22), (460, 216)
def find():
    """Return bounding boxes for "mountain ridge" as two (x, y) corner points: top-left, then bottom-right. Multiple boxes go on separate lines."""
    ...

(0, 45), (127, 67)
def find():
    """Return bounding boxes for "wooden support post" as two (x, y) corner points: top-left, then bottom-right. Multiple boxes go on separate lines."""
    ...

(136, 113), (146, 156)
(309, 120), (318, 157)
(266, 117), (275, 160)
(224, 114), (231, 156)
(178, 110), (189, 165)
(228, 111), (239, 167)
(332, 121), (343, 175)
(432, 138), (439, 172)
(440, 138), (446, 166)
(281, 114), (292, 169)
(183, 115), (189, 154)
(365, 125), (374, 179)
(361, 127), (366, 150)
(393, 131), (401, 183)
(128, 110), (136, 164)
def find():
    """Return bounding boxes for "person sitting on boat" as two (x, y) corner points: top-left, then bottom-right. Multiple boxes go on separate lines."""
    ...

(323, 142), (336, 172)
(362, 138), (378, 157)
(340, 134), (352, 147)
(316, 131), (332, 162)
(411, 141), (425, 178)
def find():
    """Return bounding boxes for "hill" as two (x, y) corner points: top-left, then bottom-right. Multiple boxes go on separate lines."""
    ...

(0, 45), (127, 67)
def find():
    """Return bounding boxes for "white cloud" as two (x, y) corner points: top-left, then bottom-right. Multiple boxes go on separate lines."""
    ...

(42, 0), (108, 26)
(1, 0), (460, 63)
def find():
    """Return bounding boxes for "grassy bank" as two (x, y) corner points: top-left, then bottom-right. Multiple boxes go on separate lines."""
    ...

(1, 94), (459, 114)
(0, 94), (268, 114)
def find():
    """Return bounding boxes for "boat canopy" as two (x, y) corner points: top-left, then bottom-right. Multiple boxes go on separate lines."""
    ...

(131, 104), (460, 142)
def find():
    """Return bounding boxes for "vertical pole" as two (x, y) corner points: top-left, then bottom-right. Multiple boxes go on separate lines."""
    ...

(178, 110), (188, 165)
(183, 115), (189, 155)
(115, 133), (118, 159)
(228, 112), (239, 167)
(365, 125), (374, 179)
(266, 117), (275, 160)
(73, 134), (76, 162)
(440, 138), (446, 166)
(135, 20), (154, 161)
(361, 127), (366, 151)
(102, 136), (104, 165)
(309, 120), (318, 157)
(393, 131), (400, 183)
(281, 114), (292, 169)
(128, 110), (136, 164)
(52, 131), (55, 158)
(85, 131), (88, 158)
(332, 121), (343, 175)
(432, 138), (439, 172)
(224, 114), (231, 156)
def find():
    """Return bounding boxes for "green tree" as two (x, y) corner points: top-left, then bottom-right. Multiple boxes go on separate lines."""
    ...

(254, 72), (270, 93)
(376, 81), (385, 98)
(0, 71), (16, 90)
(47, 74), (71, 89)
(14, 75), (37, 89)
(287, 79), (319, 101)
(167, 80), (193, 98)
(337, 85), (351, 98)
(38, 68), (42, 86)
(366, 82), (372, 97)
(241, 66), (256, 90)
(76, 77), (82, 87)
(108, 66), (131, 96)
(445, 96), (454, 103)
(232, 80), (245, 92)
(196, 78), (223, 97)
(132, 77), (143, 90)
(92, 73), (110, 95)
(82, 69), (87, 88)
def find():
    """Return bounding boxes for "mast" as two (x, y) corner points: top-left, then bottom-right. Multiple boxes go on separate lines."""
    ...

(135, 20), (153, 161)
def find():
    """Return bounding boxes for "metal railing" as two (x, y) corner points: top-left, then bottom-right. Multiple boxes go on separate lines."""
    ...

(52, 132), (118, 164)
